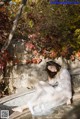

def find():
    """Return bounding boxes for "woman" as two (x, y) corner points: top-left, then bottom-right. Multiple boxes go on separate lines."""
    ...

(13, 61), (72, 116)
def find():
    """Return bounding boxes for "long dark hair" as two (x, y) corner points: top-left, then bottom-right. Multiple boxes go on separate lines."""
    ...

(46, 61), (61, 78)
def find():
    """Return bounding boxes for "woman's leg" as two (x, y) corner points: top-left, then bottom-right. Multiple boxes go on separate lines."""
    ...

(12, 104), (28, 112)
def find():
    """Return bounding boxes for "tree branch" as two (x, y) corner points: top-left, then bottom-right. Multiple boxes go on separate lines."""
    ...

(1, 0), (27, 53)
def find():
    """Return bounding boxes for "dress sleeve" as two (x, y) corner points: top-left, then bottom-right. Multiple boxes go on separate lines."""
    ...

(59, 68), (72, 98)
(39, 81), (56, 94)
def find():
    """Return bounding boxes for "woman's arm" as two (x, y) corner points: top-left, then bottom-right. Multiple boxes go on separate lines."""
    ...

(39, 81), (57, 94)
(59, 68), (72, 99)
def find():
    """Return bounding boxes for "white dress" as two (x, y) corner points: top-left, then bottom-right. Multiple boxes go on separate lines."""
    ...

(27, 68), (72, 116)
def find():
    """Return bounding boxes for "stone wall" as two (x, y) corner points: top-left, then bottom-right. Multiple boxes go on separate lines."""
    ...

(0, 41), (80, 94)
(6, 57), (80, 94)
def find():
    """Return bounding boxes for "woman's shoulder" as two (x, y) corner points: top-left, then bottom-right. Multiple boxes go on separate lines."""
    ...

(59, 68), (70, 77)
(60, 68), (69, 73)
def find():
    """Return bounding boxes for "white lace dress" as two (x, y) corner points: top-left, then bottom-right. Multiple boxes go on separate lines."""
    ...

(27, 68), (72, 116)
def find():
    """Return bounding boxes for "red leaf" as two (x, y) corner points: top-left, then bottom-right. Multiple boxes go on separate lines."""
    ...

(32, 58), (42, 64)
(70, 55), (75, 61)
(49, 51), (57, 58)
(25, 42), (35, 50)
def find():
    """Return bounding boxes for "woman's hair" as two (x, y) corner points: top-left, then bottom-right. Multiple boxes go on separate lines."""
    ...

(46, 61), (61, 78)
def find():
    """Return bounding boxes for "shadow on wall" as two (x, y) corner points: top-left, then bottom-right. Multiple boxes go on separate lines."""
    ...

(62, 102), (80, 119)
(0, 104), (15, 117)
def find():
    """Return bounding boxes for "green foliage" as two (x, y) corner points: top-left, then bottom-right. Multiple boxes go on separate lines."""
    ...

(1, 0), (80, 59)
(74, 29), (80, 49)
(22, 3), (80, 59)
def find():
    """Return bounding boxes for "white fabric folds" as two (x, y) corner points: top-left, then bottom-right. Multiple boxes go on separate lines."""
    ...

(27, 68), (72, 116)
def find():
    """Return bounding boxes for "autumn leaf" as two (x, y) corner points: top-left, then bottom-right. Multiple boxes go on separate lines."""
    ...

(25, 42), (35, 50)
(49, 50), (57, 58)
(75, 51), (80, 60)
(32, 58), (42, 64)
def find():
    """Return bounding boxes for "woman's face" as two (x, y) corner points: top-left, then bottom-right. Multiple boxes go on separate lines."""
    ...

(47, 65), (57, 72)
